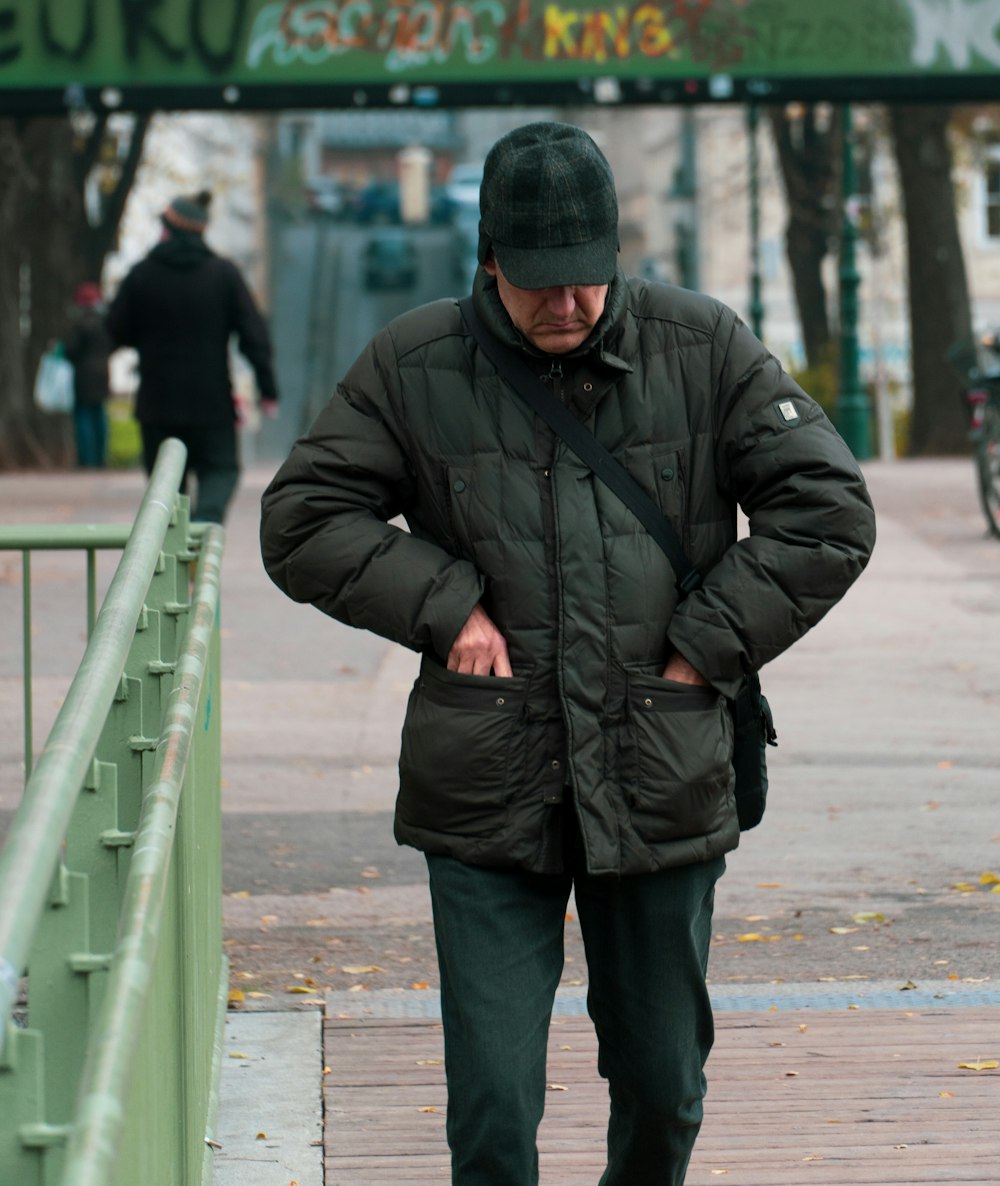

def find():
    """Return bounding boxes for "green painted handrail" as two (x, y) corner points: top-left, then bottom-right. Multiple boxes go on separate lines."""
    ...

(0, 439), (188, 1050)
(59, 524), (225, 1186)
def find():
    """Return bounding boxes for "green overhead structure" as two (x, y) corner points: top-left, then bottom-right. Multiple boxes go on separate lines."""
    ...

(1, 0), (1000, 113)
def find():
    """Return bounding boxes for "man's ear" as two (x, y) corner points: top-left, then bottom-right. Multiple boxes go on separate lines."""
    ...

(482, 249), (498, 277)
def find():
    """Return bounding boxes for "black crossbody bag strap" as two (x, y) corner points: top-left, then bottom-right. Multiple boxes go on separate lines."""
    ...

(460, 297), (702, 596)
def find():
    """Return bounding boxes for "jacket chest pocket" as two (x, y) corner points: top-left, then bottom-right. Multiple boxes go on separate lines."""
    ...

(397, 661), (529, 836)
(621, 670), (733, 842)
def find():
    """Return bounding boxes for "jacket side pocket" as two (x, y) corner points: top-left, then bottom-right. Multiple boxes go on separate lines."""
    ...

(624, 671), (733, 842)
(397, 659), (528, 836)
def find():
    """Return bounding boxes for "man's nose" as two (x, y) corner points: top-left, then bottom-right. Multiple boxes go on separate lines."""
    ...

(544, 286), (577, 316)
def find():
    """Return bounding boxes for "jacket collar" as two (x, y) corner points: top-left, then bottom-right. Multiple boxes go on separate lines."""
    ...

(472, 266), (633, 376)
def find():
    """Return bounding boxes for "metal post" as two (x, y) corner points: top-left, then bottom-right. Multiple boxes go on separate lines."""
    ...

(747, 104), (764, 341)
(837, 104), (872, 459)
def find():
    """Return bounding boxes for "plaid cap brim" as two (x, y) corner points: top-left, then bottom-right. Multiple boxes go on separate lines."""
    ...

(492, 230), (618, 290)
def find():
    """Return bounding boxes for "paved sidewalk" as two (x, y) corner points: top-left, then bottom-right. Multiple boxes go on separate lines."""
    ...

(3, 456), (1000, 1184)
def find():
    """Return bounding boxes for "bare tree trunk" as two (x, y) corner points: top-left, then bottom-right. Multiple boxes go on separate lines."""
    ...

(0, 114), (147, 469)
(889, 105), (972, 456)
(0, 120), (63, 469)
(768, 105), (840, 370)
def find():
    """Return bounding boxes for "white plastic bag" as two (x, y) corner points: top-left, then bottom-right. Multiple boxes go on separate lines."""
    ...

(34, 345), (74, 413)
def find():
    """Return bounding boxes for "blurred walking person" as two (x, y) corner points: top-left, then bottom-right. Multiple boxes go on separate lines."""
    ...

(106, 190), (278, 523)
(63, 281), (112, 468)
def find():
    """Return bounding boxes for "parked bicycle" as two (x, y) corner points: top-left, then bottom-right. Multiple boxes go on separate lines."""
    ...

(952, 333), (1000, 539)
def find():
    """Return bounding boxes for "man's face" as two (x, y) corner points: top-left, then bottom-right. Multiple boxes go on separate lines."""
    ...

(484, 256), (608, 354)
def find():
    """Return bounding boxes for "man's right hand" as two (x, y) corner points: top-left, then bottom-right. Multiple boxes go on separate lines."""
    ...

(447, 603), (513, 677)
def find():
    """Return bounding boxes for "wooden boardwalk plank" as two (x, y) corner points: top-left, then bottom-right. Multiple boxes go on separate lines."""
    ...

(325, 1007), (1000, 1185)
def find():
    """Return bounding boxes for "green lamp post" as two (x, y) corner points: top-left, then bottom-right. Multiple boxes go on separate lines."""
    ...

(837, 104), (872, 460)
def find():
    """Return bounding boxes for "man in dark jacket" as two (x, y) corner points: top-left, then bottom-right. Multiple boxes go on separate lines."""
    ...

(260, 123), (876, 1185)
(107, 191), (278, 523)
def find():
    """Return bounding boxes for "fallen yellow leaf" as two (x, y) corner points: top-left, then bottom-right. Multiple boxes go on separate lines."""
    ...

(852, 912), (885, 924)
(958, 1060), (998, 1071)
(939, 1091), (954, 1098)
(980, 872), (1000, 885)
(255, 1132), (267, 1140)
(286, 986), (317, 994)
(227, 989), (245, 1004)
(419, 1106), (438, 1113)
(829, 927), (859, 935)
(756, 883), (783, 889)
(546, 1083), (569, 1091)
(951, 883), (977, 893)
(342, 965), (383, 975)
(230, 891), (251, 899)
(416, 1059), (443, 1066)
(228, 1052), (252, 1059)
(246, 991), (272, 999)
(410, 981), (431, 990)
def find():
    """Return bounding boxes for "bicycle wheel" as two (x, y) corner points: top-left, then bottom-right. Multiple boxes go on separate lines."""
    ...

(976, 395), (1000, 539)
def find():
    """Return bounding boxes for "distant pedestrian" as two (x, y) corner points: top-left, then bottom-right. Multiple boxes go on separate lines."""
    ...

(106, 190), (279, 523)
(63, 281), (112, 468)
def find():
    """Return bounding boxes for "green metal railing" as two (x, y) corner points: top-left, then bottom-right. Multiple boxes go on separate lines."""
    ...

(0, 439), (227, 1186)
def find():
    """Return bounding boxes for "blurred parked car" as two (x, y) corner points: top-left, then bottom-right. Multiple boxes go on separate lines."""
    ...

(354, 180), (401, 224)
(429, 186), (456, 225)
(363, 231), (418, 290)
(446, 162), (484, 209)
(305, 176), (348, 219)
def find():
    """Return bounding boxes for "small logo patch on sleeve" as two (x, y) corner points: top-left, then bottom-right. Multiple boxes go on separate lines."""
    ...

(778, 400), (800, 423)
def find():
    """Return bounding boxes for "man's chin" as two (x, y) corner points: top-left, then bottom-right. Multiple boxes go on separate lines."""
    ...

(529, 327), (588, 354)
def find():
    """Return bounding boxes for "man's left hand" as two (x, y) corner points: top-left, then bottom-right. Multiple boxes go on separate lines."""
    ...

(662, 652), (709, 685)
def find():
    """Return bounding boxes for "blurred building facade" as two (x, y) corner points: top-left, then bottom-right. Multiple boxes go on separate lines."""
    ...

(112, 103), (1000, 428)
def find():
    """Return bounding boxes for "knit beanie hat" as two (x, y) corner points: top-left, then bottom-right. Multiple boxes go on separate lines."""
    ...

(477, 123), (619, 289)
(161, 190), (212, 233)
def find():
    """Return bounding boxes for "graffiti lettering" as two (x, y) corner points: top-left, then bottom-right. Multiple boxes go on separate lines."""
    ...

(747, 1), (912, 67)
(41, 0), (96, 61)
(121, 0), (184, 63)
(247, 0), (505, 72)
(0, 0), (252, 76)
(247, 0), (748, 71)
(0, 5), (20, 68)
(190, 0), (248, 72)
(907, 0), (1000, 69)
(540, 2), (748, 66)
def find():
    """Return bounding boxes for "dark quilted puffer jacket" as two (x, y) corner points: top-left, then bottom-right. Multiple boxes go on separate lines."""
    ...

(260, 269), (875, 876)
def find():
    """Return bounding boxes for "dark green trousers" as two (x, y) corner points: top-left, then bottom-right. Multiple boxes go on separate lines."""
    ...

(426, 852), (724, 1186)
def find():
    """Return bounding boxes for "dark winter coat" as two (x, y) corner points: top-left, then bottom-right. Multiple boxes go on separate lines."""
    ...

(106, 232), (278, 426)
(260, 270), (875, 877)
(63, 308), (112, 408)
